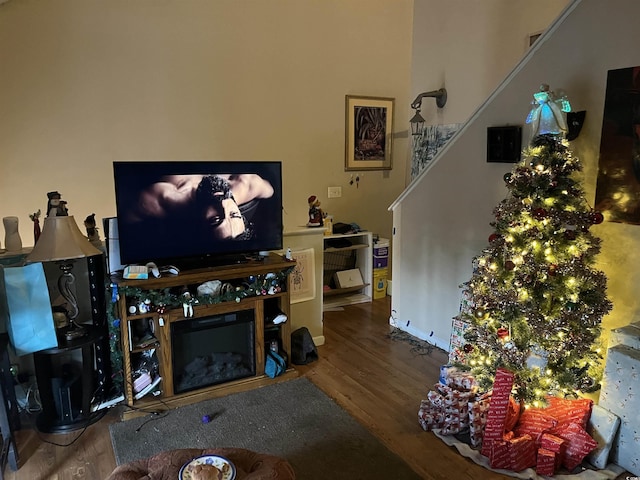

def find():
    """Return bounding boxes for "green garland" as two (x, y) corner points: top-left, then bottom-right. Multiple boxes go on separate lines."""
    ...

(119, 268), (295, 309)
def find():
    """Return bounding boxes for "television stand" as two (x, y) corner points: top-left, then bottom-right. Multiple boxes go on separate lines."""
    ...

(114, 252), (297, 419)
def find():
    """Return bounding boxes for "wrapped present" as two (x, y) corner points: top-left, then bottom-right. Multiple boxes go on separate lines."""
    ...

(536, 448), (557, 476)
(586, 404), (620, 470)
(439, 365), (477, 391)
(449, 319), (470, 363)
(481, 368), (515, 457)
(439, 364), (455, 385)
(508, 434), (537, 472)
(418, 384), (475, 434)
(540, 433), (566, 470)
(448, 370), (477, 392)
(504, 396), (522, 432)
(599, 344), (640, 475)
(513, 408), (558, 441)
(418, 399), (446, 431)
(440, 407), (463, 435)
(555, 422), (598, 471)
(469, 392), (492, 448)
(488, 439), (510, 469)
(427, 383), (476, 409)
(545, 396), (593, 430)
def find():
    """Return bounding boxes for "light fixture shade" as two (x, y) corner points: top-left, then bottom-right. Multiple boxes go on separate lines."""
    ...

(410, 110), (425, 136)
(26, 216), (102, 263)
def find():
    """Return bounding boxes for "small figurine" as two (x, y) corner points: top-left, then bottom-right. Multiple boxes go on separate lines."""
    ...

(29, 209), (42, 244)
(181, 288), (194, 317)
(307, 195), (325, 227)
(84, 213), (102, 249)
(46, 191), (68, 217)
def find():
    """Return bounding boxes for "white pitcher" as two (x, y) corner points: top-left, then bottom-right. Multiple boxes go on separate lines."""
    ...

(3, 216), (22, 253)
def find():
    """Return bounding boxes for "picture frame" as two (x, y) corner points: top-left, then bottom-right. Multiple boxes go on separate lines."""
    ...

(288, 248), (316, 304)
(345, 95), (394, 171)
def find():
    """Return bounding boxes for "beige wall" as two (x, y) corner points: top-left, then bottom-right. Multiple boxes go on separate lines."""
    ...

(410, 0), (567, 131)
(0, 0), (412, 248)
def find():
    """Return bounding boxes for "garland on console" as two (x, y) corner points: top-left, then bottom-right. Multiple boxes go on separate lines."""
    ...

(119, 268), (295, 310)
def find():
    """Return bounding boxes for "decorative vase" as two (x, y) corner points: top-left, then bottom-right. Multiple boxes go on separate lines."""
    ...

(3, 216), (23, 253)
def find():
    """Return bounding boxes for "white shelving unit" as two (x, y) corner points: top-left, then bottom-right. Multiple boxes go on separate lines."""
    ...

(322, 231), (372, 310)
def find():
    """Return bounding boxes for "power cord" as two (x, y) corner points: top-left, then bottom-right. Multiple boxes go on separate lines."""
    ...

(133, 409), (170, 433)
(16, 380), (42, 414)
(121, 376), (172, 432)
(38, 427), (88, 447)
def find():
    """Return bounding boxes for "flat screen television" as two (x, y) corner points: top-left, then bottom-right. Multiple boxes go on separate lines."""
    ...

(113, 161), (283, 268)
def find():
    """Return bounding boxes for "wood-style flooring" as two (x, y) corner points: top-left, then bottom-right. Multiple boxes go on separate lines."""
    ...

(4, 297), (625, 479)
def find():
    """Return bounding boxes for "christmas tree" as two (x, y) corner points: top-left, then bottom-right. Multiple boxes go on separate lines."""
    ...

(454, 85), (612, 406)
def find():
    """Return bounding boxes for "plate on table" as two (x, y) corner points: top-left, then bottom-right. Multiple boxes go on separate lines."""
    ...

(178, 454), (236, 480)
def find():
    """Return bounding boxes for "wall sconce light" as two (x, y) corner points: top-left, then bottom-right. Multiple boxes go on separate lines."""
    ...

(410, 88), (448, 137)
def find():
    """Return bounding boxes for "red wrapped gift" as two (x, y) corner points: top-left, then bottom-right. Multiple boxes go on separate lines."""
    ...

(540, 433), (566, 469)
(489, 439), (510, 469)
(508, 434), (537, 472)
(545, 396), (593, 430)
(428, 383), (476, 409)
(481, 368), (515, 457)
(555, 422), (598, 471)
(536, 448), (557, 476)
(504, 396), (522, 432)
(513, 408), (558, 441)
(418, 399), (446, 431)
(469, 392), (491, 448)
(445, 368), (478, 392)
(440, 407), (462, 435)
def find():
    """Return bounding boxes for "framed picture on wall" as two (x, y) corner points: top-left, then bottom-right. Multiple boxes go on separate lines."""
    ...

(288, 248), (315, 304)
(345, 95), (394, 171)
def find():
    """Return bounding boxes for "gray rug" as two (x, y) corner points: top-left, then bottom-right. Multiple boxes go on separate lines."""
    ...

(110, 377), (421, 479)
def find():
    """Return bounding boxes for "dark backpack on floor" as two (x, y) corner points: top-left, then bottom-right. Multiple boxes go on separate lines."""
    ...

(291, 327), (318, 365)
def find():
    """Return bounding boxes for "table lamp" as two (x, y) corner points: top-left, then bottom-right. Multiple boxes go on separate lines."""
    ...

(26, 216), (102, 341)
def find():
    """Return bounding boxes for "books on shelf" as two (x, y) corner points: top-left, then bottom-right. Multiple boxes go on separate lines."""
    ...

(134, 376), (162, 400)
(134, 334), (158, 349)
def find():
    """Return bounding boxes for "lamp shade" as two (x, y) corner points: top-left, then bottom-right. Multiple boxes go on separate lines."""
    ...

(410, 110), (425, 136)
(26, 216), (102, 263)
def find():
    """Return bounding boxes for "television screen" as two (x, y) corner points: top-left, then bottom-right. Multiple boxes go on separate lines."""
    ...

(113, 161), (283, 267)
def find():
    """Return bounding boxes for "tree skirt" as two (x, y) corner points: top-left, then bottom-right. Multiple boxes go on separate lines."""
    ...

(434, 432), (625, 480)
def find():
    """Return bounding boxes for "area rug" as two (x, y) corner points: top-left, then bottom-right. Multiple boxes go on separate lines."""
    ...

(110, 377), (421, 479)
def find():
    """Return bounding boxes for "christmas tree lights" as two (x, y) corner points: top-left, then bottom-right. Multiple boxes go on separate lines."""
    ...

(453, 86), (612, 406)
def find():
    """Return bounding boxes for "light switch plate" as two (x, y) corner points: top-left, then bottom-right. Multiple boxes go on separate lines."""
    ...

(328, 186), (342, 198)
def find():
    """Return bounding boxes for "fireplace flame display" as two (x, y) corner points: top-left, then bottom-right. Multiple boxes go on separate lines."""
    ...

(171, 310), (256, 394)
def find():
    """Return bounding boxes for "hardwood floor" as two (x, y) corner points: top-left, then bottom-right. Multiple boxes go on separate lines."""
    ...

(4, 297), (624, 479)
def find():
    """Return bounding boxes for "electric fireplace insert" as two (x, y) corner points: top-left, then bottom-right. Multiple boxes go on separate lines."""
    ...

(171, 310), (256, 394)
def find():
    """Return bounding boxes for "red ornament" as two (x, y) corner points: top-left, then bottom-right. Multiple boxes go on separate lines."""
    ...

(463, 343), (474, 353)
(533, 208), (548, 219)
(497, 327), (509, 339)
(548, 264), (558, 276)
(505, 260), (516, 271)
(488, 233), (500, 243)
(592, 211), (604, 225)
